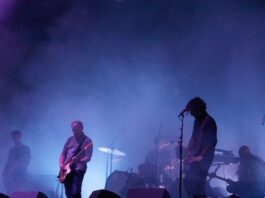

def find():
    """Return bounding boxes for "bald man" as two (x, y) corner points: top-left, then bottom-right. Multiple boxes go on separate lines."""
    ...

(59, 121), (93, 198)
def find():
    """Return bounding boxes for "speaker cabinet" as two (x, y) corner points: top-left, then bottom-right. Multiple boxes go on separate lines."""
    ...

(89, 189), (121, 198)
(11, 192), (47, 198)
(126, 188), (170, 198)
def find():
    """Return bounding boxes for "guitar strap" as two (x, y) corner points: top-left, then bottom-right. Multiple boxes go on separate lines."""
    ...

(72, 135), (87, 158)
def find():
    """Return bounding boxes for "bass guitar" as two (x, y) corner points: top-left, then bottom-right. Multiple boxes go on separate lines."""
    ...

(58, 143), (92, 183)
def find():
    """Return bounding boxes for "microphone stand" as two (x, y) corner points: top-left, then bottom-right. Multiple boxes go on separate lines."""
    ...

(154, 121), (163, 187)
(178, 114), (184, 198)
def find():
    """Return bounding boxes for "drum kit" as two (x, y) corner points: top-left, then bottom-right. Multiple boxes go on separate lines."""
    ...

(98, 141), (181, 198)
(98, 146), (126, 179)
(98, 144), (238, 198)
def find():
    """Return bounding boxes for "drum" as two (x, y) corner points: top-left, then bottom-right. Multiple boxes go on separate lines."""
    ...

(138, 163), (158, 187)
(105, 170), (144, 198)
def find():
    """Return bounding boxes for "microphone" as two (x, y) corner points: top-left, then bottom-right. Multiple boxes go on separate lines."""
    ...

(178, 107), (188, 117)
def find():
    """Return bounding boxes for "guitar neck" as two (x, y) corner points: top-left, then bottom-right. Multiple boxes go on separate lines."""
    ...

(66, 142), (92, 164)
(208, 173), (233, 183)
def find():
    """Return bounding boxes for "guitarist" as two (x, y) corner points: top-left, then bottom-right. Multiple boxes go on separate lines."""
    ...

(59, 120), (93, 198)
(2, 130), (31, 195)
(226, 145), (265, 198)
(183, 97), (217, 198)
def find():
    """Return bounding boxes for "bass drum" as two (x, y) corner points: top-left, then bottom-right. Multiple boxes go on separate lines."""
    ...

(105, 170), (144, 198)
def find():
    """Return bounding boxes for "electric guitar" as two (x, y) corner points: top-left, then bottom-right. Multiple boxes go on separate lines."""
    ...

(208, 172), (265, 197)
(58, 143), (92, 183)
(183, 153), (204, 175)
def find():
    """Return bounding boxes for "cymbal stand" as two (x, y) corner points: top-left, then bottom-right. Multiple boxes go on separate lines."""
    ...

(105, 126), (125, 178)
(110, 148), (114, 174)
(105, 147), (114, 179)
(155, 121), (163, 187)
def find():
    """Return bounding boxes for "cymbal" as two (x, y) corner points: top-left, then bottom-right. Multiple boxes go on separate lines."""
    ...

(98, 147), (126, 156)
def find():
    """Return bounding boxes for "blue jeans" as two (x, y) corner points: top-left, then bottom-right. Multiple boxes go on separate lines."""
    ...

(64, 170), (85, 198)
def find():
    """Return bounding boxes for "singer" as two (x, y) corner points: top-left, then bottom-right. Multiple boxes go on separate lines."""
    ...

(182, 97), (217, 198)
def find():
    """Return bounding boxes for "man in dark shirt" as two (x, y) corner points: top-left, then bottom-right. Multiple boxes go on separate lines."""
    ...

(59, 120), (93, 198)
(2, 130), (31, 195)
(183, 97), (217, 198)
(227, 145), (265, 198)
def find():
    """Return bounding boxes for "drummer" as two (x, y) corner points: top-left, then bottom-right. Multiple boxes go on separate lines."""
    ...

(145, 136), (173, 169)
(138, 136), (175, 187)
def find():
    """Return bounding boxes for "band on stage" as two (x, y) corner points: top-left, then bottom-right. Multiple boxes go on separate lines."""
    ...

(1, 97), (265, 198)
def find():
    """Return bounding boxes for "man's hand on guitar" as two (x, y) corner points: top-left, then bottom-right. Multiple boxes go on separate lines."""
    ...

(72, 156), (78, 163)
(186, 154), (203, 164)
(60, 163), (65, 169)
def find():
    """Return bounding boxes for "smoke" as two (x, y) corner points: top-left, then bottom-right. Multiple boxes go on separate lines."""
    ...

(1, 0), (265, 196)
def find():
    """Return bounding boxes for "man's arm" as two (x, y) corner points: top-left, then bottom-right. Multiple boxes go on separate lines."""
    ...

(78, 156), (91, 163)
(185, 137), (196, 163)
(2, 149), (13, 177)
(22, 146), (31, 168)
(187, 137), (194, 153)
(198, 118), (217, 158)
(59, 138), (71, 168)
(59, 154), (66, 168)
(186, 122), (196, 157)
(78, 140), (93, 164)
(199, 144), (214, 157)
